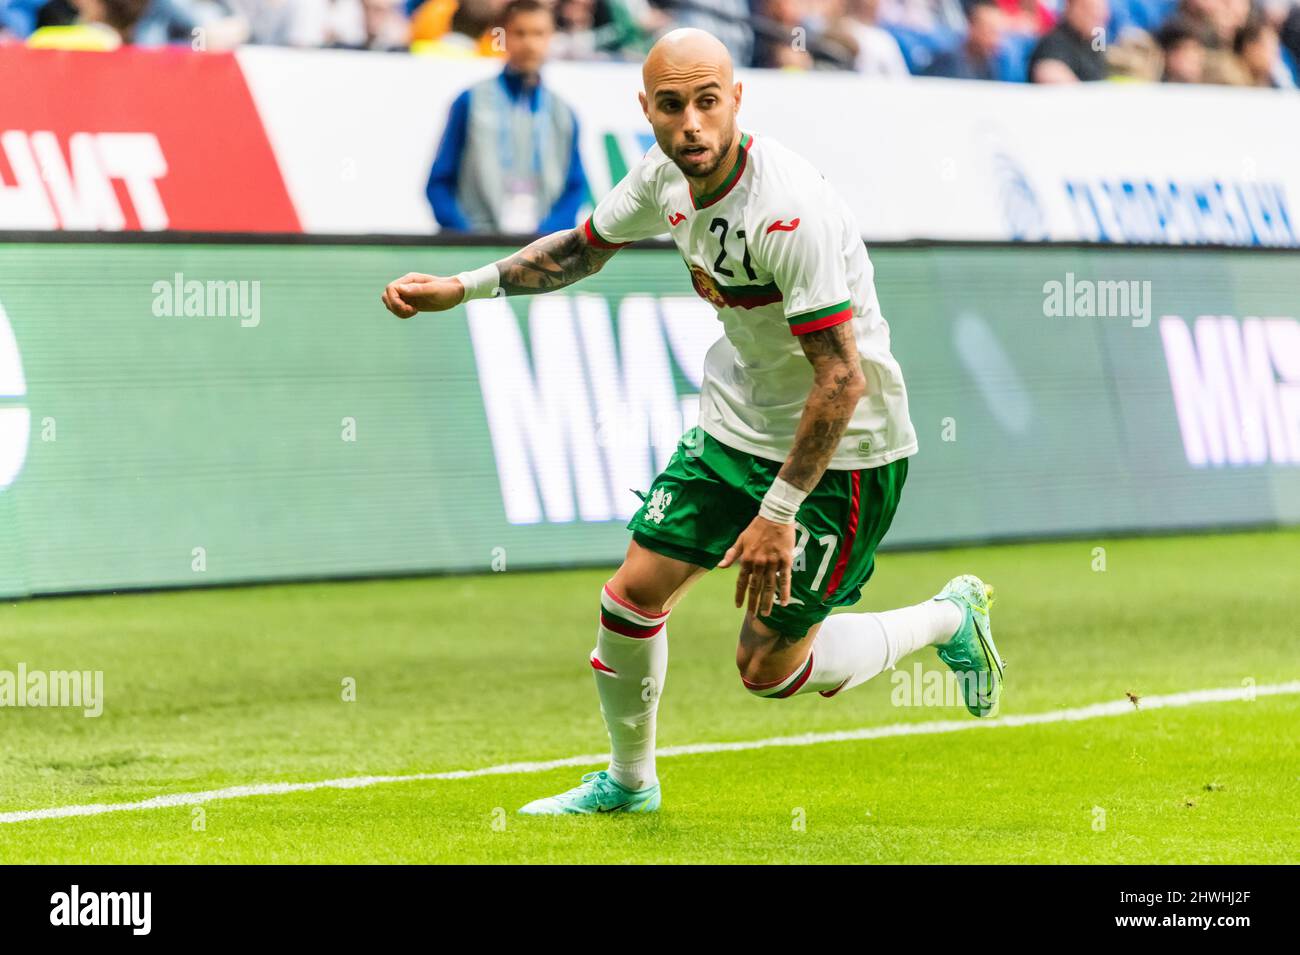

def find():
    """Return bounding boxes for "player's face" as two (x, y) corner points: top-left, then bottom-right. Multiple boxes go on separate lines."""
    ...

(641, 76), (740, 181)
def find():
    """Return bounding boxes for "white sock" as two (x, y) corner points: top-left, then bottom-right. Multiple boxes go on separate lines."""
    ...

(591, 583), (668, 791)
(746, 598), (963, 699)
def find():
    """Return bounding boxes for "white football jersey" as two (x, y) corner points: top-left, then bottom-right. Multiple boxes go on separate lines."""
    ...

(585, 130), (918, 470)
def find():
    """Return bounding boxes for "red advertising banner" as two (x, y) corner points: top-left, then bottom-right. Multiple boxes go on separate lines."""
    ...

(0, 47), (300, 233)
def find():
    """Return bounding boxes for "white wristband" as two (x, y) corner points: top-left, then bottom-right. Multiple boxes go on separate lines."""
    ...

(453, 264), (503, 303)
(759, 477), (808, 525)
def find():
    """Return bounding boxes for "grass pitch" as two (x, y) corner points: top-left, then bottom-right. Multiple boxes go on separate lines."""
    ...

(1, 530), (1297, 863)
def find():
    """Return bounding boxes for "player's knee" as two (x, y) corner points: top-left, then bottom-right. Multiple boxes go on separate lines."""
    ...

(604, 577), (669, 618)
(736, 643), (793, 698)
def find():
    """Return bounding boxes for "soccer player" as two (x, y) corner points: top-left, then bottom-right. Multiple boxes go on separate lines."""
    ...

(381, 28), (1005, 815)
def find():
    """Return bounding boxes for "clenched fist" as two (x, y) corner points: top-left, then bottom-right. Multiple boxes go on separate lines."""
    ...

(380, 272), (465, 318)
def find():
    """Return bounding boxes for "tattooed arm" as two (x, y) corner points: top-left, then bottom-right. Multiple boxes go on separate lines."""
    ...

(495, 228), (621, 295)
(779, 321), (867, 492)
(380, 228), (619, 317)
(718, 320), (866, 617)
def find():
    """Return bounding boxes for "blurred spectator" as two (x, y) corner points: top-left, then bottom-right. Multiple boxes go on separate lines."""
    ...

(134, 0), (248, 48)
(841, 0), (910, 74)
(753, 0), (815, 67)
(407, 0), (453, 44)
(333, 0), (410, 49)
(27, 0), (146, 46)
(212, 0), (367, 47)
(6, 0), (1297, 88)
(1215, 0), (1251, 45)
(993, 0), (1054, 35)
(1171, 0), (1248, 82)
(1234, 14), (1290, 85)
(295, 0), (366, 46)
(669, 0), (753, 67)
(1281, 3), (1300, 72)
(924, 0), (1001, 77)
(803, 0), (847, 30)
(1028, 0), (1109, 81)
(1172, 0), (1220, 40)
(816, 16), (863, 67)
(425, 0), (588, 234)
(1156, 15), (1208, 80)
(551, 0), (598, 56)
(880, 0), (966, 32)
(30, 0), (77, 31)
(411, 0), (497, 54)
(24, 0), (245, 46)
(613, 0), (672, 53)
(1105, 23), (1161, 79)
(549, 0), (667, 60)
(2, 0), (54, 36)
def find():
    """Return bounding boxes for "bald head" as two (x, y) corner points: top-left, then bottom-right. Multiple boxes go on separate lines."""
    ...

(638, 28), (741, 184)
(642, 28), (734, 96)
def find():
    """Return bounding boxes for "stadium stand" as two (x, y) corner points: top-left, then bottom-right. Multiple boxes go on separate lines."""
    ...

(1, 0), (1297, 85)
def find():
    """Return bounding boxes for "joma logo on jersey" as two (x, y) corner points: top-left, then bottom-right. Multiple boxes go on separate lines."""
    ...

(465, 293), (713, 526)
(667, 211), (686, 226)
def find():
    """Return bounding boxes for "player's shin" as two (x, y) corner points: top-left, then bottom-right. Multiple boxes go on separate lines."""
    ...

(591, 584), (669, 792)
(746, 599), (962, 699)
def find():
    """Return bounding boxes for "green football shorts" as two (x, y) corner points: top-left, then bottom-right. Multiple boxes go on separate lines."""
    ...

(627, 425), (909, 639)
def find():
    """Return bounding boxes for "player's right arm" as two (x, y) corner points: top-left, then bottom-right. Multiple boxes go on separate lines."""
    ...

(381, 146), (666, 318)
(380, 227), (620, 318)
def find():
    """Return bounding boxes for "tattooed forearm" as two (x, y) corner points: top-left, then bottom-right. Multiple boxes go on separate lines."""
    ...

(782, 410), (854, 489)
(495, 228), (619, 295)
(778, 322), (867, 491)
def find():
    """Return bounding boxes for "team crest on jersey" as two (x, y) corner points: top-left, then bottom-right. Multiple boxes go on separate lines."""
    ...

(687, 266), (727, 309)
(645, 487), (673, 524)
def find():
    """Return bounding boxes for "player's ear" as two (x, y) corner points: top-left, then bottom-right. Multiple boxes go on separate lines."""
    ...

(638, 91), (650, 121)
(733, 81), (742, 113)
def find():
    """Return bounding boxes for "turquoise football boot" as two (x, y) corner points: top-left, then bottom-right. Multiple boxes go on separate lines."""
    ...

(518, 770), (661, 815)
(933, 575), (1005, 718)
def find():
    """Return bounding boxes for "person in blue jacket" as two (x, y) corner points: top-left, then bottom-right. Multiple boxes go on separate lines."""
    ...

(426, 0), (589, 235)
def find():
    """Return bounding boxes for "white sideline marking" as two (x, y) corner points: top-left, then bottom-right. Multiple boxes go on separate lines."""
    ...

(1, 680), (1295, 825)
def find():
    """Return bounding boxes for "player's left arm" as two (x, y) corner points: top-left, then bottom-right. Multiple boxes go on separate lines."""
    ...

(719, 203), (865, 617)
(780, 321), (867, 489)
(719, 319), (866, 616)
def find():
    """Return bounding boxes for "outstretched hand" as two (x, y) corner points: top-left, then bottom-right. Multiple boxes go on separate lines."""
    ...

(718, 516), (795, 617)
(380, 273), (465, 318)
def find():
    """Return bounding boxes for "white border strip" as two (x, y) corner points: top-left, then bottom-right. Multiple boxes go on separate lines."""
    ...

(2, 681), (1294, 825)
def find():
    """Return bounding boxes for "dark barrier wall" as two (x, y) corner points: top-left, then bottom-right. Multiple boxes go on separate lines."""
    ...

(0, 240), (1296, 597)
